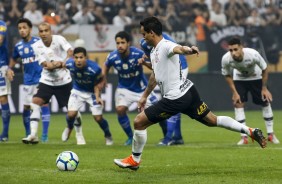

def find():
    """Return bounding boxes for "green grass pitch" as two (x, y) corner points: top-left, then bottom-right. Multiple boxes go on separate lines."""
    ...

(0, 111), (281, 184)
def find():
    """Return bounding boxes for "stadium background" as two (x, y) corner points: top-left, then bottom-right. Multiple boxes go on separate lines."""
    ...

(1, 0), (282, 113)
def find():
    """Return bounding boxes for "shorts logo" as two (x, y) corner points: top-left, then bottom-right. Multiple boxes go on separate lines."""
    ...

(197, 102), (208, 115)
(158, 112), (170, 119)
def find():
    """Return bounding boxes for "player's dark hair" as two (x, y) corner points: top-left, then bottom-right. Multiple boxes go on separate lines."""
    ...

(140, 17), (162, 36)
(115, 31), (132, 42)
(17, 18), (33, 28)
(228, 37), (242, 46)
(74, 47), (87, 56)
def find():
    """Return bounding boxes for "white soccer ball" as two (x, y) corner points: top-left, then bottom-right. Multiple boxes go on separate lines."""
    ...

(56, 151), (79, 171)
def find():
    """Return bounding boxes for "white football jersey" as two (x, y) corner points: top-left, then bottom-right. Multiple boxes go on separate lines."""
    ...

(150, 38), (193, 100)
(32, 35), (72, 86)
(221, 48), (267, 81)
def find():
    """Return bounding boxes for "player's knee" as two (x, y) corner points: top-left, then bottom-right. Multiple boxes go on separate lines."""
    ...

(94, 115), (103, 123)
(67, 111), (77, 119)
(133, 113), (150, 130)
(116, 106), (127, 116)
(30, 103), (41, 119)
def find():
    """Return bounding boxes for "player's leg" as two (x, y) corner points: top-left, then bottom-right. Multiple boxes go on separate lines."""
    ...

(0, 95), (10, 142)
(250, 80), (280, 144)
(262, 104), (279, 144)
(0, 77), (11, 142)
(114, 98), (173, 170)
(89, 94), (113, 145)
(185, 86), (266, 148)
(41, 104), (50, 142)
(171, 113), (184, 145)
(22, 105), (31, 136)
(62, 88), (85, 145)
(115, 88), (133, 145)
(233, 81), (249, 145)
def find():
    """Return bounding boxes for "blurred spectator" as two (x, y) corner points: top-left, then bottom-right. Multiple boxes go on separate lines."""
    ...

(194, 7), (213, 51)
(224, 0), (240, 19)
(23, 1), (44, 27)
(148, 0), (164, 16)
(192, 0), (209, 12)
(226, 7), (242, 26)
(245, 8), (266, 27)
(93, 5), (109, 24)
(103, 0), (120, 24)
(0, 2), (6, 20)
(112, 7), (132, 27)
(5, 0), (23, 26)
(121, 0), (135, 18)
(159, 2), (182, 31)
(44, 7), (61, 25)
(209, 2), (227, 27)
(237, 0), (250, 18)
(175, 0), (195, 23)
(57, 2), (70, 25)
(262, 5), (278, 26)
(134, 0), (147, 22)
(72, 5), (95, 24)
(66, 0), (81, 19)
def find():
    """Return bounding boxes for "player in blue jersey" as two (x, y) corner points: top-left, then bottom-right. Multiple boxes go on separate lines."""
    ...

(65, 47), (113, 145)
(0, 20), (11, 142)
(7, 18), (51, 142)
(139, 33), (188, 145)
(102, 31), (165, 146)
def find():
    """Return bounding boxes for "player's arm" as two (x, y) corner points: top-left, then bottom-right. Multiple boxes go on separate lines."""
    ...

(138, 72), (157, 112)
(101, 63), (110, 89)
(138, 54), (152, 70)
(224, 75), (242, 105)
(261, 68), (272, 102)
(173, 45), (199, 56)
(94, 73), (104, 105)
(42, 60), (63, 70)
(7, 58), (17, 81)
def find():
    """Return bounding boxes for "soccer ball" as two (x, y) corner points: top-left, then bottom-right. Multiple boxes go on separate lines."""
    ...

(56, 151), (79, 171)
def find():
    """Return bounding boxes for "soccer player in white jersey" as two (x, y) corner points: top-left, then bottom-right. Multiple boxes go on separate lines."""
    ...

(221, 37), (279, 145)
(114, 16), (267, 171)
(22, 22), (85, 145)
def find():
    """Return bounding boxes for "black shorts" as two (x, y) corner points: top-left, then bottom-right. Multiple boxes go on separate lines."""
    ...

(144, 85), (210, 124)
(234, 79), (267, 106)
(34, 82), (73, 108)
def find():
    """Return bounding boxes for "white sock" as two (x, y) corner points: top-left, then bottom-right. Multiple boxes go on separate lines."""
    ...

(217, 116), (251, 136)
(235, 107), (247, 137)
(30, 103), (41, 137)
(132, 129), (147, 162)
(262, 104), (273, 134)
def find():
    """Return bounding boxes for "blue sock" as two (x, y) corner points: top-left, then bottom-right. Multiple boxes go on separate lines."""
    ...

(41, 106), (50, 136)
(163, 119), (175, 143)
(98, 118), (111, 137)
(22, 109), (31, 136)
(66, 115), (75, 129)
(118, 115), (133, 138)
(172, 113), (182, 140)
(1, 103), (10, 137)
(158, 120), (167, 137)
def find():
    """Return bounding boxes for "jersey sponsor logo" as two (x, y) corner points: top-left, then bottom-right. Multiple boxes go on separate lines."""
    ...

(119, 71), (140, 78)
(197, 102), (208, 115)
(22, 57), (36, 64)
(179, 79), (192, 92)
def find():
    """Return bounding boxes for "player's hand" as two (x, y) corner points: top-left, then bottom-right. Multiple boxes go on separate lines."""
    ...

(138, 54), (148, 65)
(7, 68), (14, 81)
(96, 97), (104, 106)
(232, 92), (242, 105)
(190, 46), (199, 56)
(262, 88), (273, 102)
(137, 96), (147, 112)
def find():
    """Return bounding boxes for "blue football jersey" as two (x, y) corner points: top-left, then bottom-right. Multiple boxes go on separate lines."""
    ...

(0, 20), (9, 68)
(66, 58), (102, 93)
(105, 46), (148, 93)
(12, 36), (42, 85)
(140, 33), (188, 70)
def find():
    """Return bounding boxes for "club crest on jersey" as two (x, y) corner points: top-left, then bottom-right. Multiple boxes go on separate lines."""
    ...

(122, 64), (128, 70)
(76, 73), (82, 78)
(24, 47), (29, 54)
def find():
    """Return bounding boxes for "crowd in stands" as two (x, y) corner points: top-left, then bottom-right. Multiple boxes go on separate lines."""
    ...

(1, 0), (282, 68)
